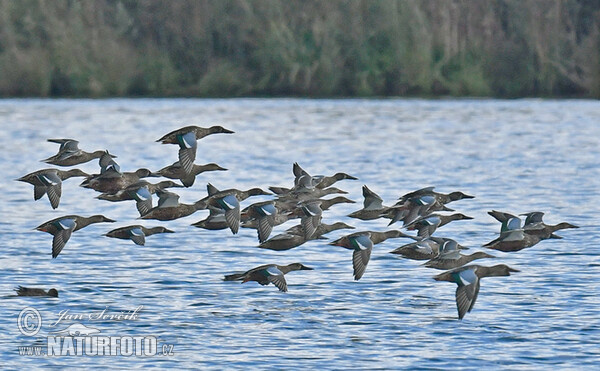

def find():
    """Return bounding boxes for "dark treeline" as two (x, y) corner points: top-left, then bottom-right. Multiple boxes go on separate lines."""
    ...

(0, 0), (599, 98)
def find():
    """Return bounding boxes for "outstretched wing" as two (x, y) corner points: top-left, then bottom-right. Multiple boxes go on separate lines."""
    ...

(177, 131), (197, 174)
(352, 248), (372, 280)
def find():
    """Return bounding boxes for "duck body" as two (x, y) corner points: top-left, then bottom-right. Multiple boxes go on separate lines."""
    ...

(36, 215), (115, 258)
(81, 168), (155, 194)
(105, 225), (174, 245)
(348, 185), (389, 221)
(404, 213), (473, 238)
(18, 168), (89, 209)
(390, 237), (467, 260)
(43, 139), (113, 167)
(156, 126), (234, 174)
(153, 162), (227, 187)
(224, 263), (313, 292)
(259, 222), (354, 251)
(425, 251), (495, 270)
(434, 264), (519, 319)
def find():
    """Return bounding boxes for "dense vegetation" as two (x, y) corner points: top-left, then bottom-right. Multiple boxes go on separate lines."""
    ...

(0, 0), (598, 98)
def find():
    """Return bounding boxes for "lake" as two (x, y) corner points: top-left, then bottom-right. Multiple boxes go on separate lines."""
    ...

(1, 98), (599, 369)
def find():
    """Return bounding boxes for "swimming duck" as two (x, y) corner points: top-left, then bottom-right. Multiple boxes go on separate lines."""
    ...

(15, 286), (58, 297)
(424, 240), (495, 270)
(97, 180), (182, 216)
(140, 190), (205, 221)
(259, 222), (355, 251)
(433, 264), (519, 320)
(36, 215), (115, 258)
(348, 185), (391, 220)
(104, 225), (174, 245)
(390, 237), (468, 260)
(81, 168), (156, 194)
(152, 161), (227, 187)
(404, 213), (473, 238)
(17, 168), (89, 209)
(156, 125), (234, 174)
(224, 263), (313, 292)
(42, 139), (115, 167)
(330, 230), (416, 280)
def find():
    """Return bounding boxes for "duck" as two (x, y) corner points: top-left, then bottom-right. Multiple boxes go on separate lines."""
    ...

(104, 225), (174, 245)
(15, 286), (58, 297)
(259, 222), (355, 251)
(240, 211), (297, 232)
(152, 161), (227, 187)
(242, 201), (278, 242)
(348, 185), (390, 220)
(17, 168), (89, 209)
(196, 186), (271, 234)
(292, 162), (357, 189)
(519, 212), (578, 239)
(424, 240), (495, 270)
(433, 264), (519, 320)
(330, 230), (416, 280)
(390, 237), (468, 260)
(36, 215), (115, 258)
(42, 139), (115, 167)
(274, 196), (354, 216)
(483, 228), (565, 252)
(80, 168), (156, 194)
(156, 125), (234, 174)
(398, 186), (474, 205)
(386, 187), (473, 226)
(403, 213), (473, 238)
(273, 187), (348, 203)
(97, 180), (183, 216)
(224, 263), (313, 292)
(140, 190), (205, 221)
(385, 194), (451, 226)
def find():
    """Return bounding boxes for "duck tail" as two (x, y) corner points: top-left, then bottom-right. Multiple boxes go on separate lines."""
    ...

(223, 273), (245, 281)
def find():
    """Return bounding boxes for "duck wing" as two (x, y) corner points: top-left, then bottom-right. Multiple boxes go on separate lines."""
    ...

(177, 131), (197, 174)
(128, 227), (146, 246)
(352, 248), (372, 280)
(266, 266), (288, 292)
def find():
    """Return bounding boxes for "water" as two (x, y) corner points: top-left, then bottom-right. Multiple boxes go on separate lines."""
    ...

(1, 98), (599, 369)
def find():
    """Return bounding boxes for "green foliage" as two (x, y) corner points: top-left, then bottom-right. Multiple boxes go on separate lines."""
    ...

(0, 0), (597, 98)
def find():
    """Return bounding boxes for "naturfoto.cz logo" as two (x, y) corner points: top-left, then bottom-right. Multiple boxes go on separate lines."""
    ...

(17, 306), (175, 357)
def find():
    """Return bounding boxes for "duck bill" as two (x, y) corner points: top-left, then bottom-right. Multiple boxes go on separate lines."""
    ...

(300, 265), (314, 270)
(508, 267), (520, 273)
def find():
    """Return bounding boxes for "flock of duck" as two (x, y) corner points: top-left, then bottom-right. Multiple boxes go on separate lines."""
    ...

(16, 125), (578, 320)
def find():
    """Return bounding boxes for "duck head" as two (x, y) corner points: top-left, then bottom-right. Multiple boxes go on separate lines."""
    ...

(448, 191), (475, 201)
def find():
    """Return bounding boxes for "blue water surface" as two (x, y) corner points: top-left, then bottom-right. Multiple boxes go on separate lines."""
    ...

(0, 98), (599, 369)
